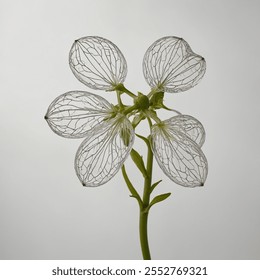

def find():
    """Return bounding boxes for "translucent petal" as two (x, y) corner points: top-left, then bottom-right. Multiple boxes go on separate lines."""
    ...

(45, 91), (113, 138)
(164, 115), (206, 147)
(69, 36), (127, 90)
(143, 36), (206, 93)
(151, 123), (208, 187)
(75, 114), (134, 187)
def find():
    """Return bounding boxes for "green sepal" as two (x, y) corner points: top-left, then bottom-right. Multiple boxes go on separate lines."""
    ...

(149, 91), (175, 111)
(144, 193), (171, 212)
(150, 180), (162, 194)
(149, 91), (165, 109)
(130, 149), (148, 178)
(112, 83), (125, 92)
(121, 165), (143, 208)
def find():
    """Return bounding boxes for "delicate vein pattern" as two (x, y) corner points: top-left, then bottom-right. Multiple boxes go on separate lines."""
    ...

(143, 36), (206, 93)
(69, 36), (127, 90)
(45, 91), (113, 138)
(75, 115), (135, 187)
(151, 124), (208, 187)
(164, 115), (205, 147)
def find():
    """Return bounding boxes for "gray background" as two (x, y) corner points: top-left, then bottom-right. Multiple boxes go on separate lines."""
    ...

(1, 0), (259, 259)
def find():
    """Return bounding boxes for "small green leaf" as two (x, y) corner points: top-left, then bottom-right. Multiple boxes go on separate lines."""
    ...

(135, 133), (150, 148)
(121, 165), (143, 208)
(145, 193), (171, 212)
(150, 180), (162, 193)
(130, 149), (148, 178)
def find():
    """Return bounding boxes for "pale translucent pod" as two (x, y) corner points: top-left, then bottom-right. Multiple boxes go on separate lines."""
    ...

(45, 91), (113, 138)
(75, 114), (135, 187)
(151, 123), (208, 187)
(143, 36), (206, 93)
(69, 36), (127, 90)
(164, 115), (206, 147)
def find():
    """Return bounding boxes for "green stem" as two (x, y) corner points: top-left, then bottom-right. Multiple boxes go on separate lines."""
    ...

(139, 211), (150, 259)
(139, 137), (153, 260)
(113, 83), (137, 98)
(123, 104), (138, 115)
(116, 90), (124, 109)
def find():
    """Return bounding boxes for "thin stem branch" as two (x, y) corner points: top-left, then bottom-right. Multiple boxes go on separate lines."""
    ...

(116, 90), (124, 109)
(123, 88), (137, 98)
(113, 83), (137, 98)
(123, 104), (138, 115)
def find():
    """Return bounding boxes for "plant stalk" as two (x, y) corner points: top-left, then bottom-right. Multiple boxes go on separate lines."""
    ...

(139, 138), (153, 260)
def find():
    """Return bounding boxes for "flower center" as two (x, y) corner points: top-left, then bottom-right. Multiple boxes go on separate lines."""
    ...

(134, 93), (149, 110)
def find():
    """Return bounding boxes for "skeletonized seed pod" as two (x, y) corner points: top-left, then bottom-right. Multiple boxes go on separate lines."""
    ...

(143, 36), (206, 93)
(69, 36), (128, 91)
